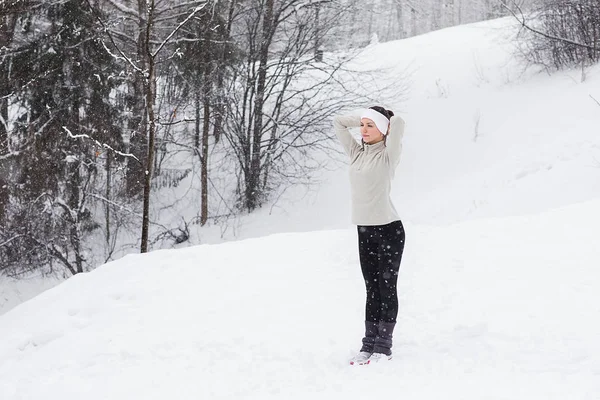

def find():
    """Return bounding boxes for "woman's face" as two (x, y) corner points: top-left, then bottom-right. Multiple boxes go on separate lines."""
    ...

(360, 118), (384, 144)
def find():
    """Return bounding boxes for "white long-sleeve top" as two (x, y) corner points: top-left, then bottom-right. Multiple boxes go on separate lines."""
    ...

(333, 114), (405, 226)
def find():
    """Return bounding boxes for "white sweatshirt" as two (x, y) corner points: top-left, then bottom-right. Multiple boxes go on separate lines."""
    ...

(333, 114), (405, 226)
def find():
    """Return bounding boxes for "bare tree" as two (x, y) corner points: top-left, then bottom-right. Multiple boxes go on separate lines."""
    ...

(88, 0), (209, 252)
(222, 1), (408, 212)
(171, 0), (238, 227)
(506, 0), (600, 70)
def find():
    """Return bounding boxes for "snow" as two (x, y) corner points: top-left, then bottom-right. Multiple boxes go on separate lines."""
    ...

(1, 199), (599, 399)
(2, 16), (600, 399)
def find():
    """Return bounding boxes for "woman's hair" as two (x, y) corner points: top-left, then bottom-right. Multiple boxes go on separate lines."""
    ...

(369, 106), (394, 120)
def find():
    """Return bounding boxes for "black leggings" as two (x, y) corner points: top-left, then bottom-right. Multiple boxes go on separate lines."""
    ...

(357, 220), (405, 323)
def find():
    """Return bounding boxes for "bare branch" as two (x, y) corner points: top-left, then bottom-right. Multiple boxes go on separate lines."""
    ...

(157, 118), (196, 126)
(49, 243), (78, 276)
(87, 193), (141, 218)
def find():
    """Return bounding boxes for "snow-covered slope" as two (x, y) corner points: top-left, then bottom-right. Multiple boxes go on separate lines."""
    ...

(1, 198), (599, 399)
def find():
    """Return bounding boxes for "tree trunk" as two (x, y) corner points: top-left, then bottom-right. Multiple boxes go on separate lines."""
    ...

(67, 83), (83, 274)
(431, 1), (441, 31)
(126, 0), (149, 197)
(212, 0), (237, 144)
(0, 10), (18, 223)
(201, 84), (210, 226)
(247, 0), (274, 211)
(315, 4), (321, 57)
(396, 0), (404, 39)
(195, 91), (201, 148)
(68, 159), (84, 274)
(140, 0), (156, 253)
(367, 2), (374, 41)
(411, 7), (417, 37)
(105, 154), (111, 250)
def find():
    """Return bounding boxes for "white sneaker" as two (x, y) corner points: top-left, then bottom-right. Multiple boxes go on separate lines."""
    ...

(367, 352), (392, 364)
(349, 351), (372, 365)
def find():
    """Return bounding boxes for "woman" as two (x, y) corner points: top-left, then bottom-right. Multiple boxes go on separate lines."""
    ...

(333, 106), (406, 365)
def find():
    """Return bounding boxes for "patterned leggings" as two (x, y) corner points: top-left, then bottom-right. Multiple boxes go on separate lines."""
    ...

(357, 220), (405, 323)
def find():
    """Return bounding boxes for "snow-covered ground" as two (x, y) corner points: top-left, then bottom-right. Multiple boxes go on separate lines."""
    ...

(2, 16), (600, 399)
(1, 199), (599, 399)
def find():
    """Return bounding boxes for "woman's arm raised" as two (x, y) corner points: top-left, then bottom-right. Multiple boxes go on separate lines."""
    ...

(386, 115), (405, 167)
(333, 115), (362, 159)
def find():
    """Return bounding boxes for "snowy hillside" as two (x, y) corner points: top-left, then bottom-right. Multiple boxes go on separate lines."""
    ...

(1, 198), (599, 399)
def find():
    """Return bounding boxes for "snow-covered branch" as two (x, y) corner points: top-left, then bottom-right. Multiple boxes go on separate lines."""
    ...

(0, 234), (24, 248)
(105, 0), (139, 19)
(0, 151), (21, 162)
(83, 0), (144, 73)
(62, 127), (140, 163)
(152, 2), (209, 58)
(99, 40), (143, 74)
(0, 110), (8, 134)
